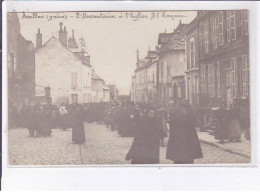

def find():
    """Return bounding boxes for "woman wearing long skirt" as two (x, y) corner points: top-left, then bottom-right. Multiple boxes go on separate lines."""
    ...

(228, 105), (241, 142)
(166, 104), (203, 164)
(126, 109), (161, 164)
(72, 107), (86, 144)
(215, 104), (230, 143)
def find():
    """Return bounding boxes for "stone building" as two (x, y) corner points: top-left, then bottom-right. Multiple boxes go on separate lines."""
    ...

(103, 85), (111, 103)
(183, 17), (200, 110)
(130, 74), (136, 102)
(157, 21), (187, 106)
(8, 13), (35, 106)
(35, 23), (92, 105)
(91, 70), (106, 103)
(108, 84), (119, 102)
(146, 51), (158, 103)
(134, 49), (158, 103)
(134, 58), (147, 103)
(197, 10), (249, 127)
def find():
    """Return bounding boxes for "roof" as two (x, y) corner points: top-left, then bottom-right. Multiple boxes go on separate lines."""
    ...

(91, 71), (104, 81)
(36, 36), (91, 67)
(107, 84), (119, 92)
(182, 17), (198, 35)
(158, 21), (187, 52)
(135, 50), (159, 72)
(103, 85), (110, 90)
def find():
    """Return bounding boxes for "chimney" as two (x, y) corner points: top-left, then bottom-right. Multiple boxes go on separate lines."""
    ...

(36, 28), (42, 48)
(59, 23), (68, 47)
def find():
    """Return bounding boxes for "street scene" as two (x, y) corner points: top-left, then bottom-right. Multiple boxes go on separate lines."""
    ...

(8, 10), (250, 165)
(9, 122), (250, 165)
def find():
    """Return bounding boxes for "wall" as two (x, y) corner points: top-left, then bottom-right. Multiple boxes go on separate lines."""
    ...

(35, 37), (91, 105)
(158, 49), (186, 103)
(146, 61), (157, 103)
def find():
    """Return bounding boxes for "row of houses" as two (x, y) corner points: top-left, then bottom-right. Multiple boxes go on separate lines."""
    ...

(130, 10), (249, 126)
(8, 13), (119, 106)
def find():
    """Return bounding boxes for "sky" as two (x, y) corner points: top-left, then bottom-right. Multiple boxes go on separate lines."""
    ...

(17, 11), (197, 95)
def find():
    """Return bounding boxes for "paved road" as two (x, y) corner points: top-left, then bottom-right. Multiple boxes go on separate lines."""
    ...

(9, 122), (250, 165)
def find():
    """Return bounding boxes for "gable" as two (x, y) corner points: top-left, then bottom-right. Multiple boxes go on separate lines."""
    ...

(36, 37), (84, 64)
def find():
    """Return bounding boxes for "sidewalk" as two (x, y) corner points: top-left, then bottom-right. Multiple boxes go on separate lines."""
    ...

(197, 129), (251, 159)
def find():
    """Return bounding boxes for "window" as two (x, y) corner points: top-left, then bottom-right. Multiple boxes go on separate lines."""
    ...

(230, 11), (236, 40)
(195, 76), (199, 95)
(71, 72), (78, 89)
(216, 62), (221, 97)
(208, 64), (215, 97)
(204, 22), (209, 52)
(71, 94), (78, 104)
(213, 16), (219, 49)
(218, 12), (224, 45)
(231, 58), (236, 97)
(187, 77), (191, 101)
(242, 55), (249, 97)
(190, 38), (195, 69)
(244, 11), (248, 35)
(201, 66), (207, 94)
(227, 11), (231, 42)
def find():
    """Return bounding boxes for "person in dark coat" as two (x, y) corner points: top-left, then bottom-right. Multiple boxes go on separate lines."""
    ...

(118, 107), (133, 137)
(109, 107), (117, 131)
(228, 105), (241, 142)
(166, 104), (203, 164)
(126, 109), (161, 164)
(72, 107), (86, 144)
(25, 105), (36, 137)
(215, 103), (230, 143)
(41, 105), (52, 137)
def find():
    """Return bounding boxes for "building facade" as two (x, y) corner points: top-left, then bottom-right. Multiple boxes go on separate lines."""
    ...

(134, 60), (147, 103)
(197, 10), (249, 126)
(8, 13), (35, 106)
(146, 57), (158, 103)
(108, 84), (119, 102)
(35, 23), (92, 105)
(183, 17), (200, 110)
(157, 21), (187, 105)
(91, 71), (106, 103)
(133, 49), (158, 103)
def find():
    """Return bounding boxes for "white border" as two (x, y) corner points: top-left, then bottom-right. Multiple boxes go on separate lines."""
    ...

(2, 1), (260, 190)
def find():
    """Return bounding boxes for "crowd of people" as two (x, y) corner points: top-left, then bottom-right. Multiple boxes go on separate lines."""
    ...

(214, 103), (249, 143)
(9, 101), (204, 164)
(8, 99), (248, 164)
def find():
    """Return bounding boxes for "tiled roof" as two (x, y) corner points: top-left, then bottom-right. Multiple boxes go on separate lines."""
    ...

(158, 21), (187, 52)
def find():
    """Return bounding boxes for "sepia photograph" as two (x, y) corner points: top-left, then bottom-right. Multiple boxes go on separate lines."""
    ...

(7, 9), (251, 166)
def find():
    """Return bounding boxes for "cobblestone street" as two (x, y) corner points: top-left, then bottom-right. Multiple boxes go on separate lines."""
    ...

(9, 122), (250, 165)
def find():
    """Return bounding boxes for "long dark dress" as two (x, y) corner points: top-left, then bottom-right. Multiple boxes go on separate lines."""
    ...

(126, 115), (161, 164)
(215, 108), (230, 141)
(72, 109), (86, 144)
(26, 107), (37, 137)
(166, 110), (203, 163)
(37, 110), (52, 137)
